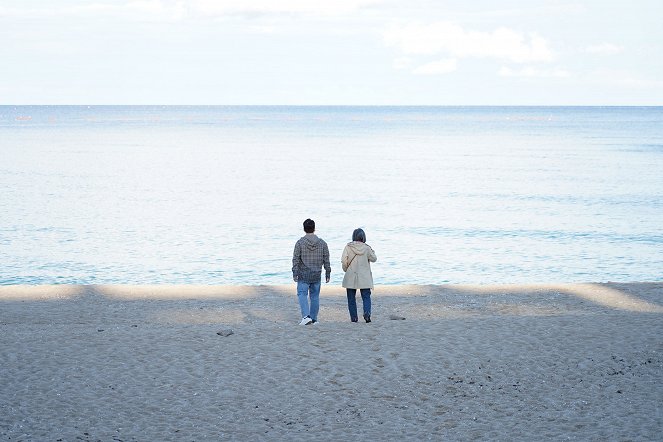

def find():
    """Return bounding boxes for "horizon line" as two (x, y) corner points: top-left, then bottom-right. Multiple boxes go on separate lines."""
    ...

(3, 104), (663, 108)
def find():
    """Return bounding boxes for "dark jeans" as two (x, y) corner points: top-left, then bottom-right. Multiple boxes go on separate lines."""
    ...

(346, 288), (371, 321)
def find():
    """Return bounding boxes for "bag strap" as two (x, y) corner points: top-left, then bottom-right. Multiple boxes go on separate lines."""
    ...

(346, 252), (357, 268)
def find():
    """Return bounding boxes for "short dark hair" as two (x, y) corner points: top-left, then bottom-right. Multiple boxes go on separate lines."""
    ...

(303, 219), (315, 233)
(352, 228), (366, 243)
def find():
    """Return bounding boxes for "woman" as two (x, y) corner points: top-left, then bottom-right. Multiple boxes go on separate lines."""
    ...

(341, 228), (377, 323)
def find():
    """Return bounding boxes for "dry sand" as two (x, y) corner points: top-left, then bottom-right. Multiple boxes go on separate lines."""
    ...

(1, 283), (662, 441)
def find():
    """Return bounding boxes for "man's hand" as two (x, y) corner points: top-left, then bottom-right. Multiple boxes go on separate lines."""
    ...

(293, 276), (298, 283)
(325, 276), (330, 283)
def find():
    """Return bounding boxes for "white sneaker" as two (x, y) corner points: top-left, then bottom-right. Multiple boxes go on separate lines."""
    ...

(299, 316), (313, 325)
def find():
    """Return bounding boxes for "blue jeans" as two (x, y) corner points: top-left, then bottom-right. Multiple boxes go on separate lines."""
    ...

(346, 288), (371, 321)
(297, 281), (321, 321)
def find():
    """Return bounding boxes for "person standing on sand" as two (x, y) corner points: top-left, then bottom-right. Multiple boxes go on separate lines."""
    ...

(341, 228), (377, 323)
(292, 218), (331, 325)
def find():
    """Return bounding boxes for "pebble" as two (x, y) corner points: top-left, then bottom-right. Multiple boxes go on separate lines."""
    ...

(216, 329), (234, 337)
(389, 314), (406, 320)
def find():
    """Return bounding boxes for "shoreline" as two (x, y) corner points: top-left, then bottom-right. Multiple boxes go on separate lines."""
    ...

(2, 283), (662, 440)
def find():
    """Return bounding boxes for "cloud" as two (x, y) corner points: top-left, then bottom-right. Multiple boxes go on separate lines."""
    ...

(392, 57), (413, 70)
(585, 43), (624, 55)
(165, 0), (384, 17)
(0, 1), (187, 22)
(75, 0), (186, 20)
(499, 66), (570, 78)
(384, 22), (554, 63)
(412, 59), (458, 75)
(1, 0), (384, 21)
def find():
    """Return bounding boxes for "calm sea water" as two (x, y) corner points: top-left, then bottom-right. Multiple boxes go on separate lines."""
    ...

(1, 106), (662, 285)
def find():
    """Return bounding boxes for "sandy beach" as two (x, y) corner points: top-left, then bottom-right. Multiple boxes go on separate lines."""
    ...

(1, 283), (661, 441)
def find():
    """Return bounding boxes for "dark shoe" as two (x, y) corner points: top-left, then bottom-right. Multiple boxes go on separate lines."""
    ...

(351, 317), (358, 322)
(363, 314), (371, 323)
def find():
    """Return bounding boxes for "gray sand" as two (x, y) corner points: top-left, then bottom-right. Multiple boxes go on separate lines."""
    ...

(1, 283), (662, 441)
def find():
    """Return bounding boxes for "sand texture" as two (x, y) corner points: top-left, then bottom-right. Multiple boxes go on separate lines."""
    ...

(1, 283), (662, 441)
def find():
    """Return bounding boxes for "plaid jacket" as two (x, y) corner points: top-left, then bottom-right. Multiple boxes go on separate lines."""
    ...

(292, 234), (331, 283)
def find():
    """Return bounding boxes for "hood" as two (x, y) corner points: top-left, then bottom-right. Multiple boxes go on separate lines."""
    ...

(303, 234), (322, 251)
(346, 241), (369, 255)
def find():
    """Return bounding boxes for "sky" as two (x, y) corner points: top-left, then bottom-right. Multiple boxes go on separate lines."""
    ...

(1, 0), (662, 105)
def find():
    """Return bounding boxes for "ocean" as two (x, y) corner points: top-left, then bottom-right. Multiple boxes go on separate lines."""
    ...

(1, 105), (662, 285)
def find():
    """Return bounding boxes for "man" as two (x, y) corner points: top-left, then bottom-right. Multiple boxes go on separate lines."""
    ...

(292, 218), (331, 325)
